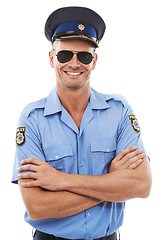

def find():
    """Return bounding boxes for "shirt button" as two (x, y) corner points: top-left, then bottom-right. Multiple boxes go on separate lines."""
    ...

(87, 213), (91, 216)
(80, 163), (83, 167)
(55, 155), (59, 159)
(106, 148), (110, 152)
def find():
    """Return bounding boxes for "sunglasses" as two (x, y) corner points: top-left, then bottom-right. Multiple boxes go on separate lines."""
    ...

(53, 50), (94, 65)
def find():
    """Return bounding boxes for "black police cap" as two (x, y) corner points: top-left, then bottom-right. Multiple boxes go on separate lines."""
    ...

(45, 7), (106, 47)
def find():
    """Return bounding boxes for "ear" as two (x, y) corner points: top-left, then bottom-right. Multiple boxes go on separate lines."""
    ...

(92, 53), (98, 70)
(49, 50), (55, 68)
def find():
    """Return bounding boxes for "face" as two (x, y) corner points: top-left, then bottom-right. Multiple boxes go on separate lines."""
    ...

(49, 40), (97, 91)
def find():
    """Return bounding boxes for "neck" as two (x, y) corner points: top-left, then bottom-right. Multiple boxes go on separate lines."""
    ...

(56, 84), (90, 117)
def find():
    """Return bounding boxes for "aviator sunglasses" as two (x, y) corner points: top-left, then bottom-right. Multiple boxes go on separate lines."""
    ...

(53, 50), (94, 65)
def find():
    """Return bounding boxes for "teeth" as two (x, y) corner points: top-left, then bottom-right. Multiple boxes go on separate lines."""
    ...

(66, 72), (81, 76)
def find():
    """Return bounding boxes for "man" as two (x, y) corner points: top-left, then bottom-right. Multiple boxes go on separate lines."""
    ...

(12, 7), (152, 240)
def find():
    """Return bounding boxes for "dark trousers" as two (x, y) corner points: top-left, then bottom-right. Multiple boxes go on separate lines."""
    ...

(33, 230), (119, 240)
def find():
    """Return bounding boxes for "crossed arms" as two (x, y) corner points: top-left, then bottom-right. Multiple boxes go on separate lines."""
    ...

(18, 146), (152, 220)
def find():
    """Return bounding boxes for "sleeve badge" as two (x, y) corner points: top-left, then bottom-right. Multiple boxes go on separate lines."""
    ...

(16, 127), (26, 147)
(128, 115), (140, 133)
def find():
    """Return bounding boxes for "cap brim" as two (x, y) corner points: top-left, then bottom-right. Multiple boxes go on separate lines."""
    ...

(54, 35), (99, 47)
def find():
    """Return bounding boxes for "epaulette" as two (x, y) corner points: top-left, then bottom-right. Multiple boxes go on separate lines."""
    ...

(105, 94), (129, 107)
(20, 97), (47, 118)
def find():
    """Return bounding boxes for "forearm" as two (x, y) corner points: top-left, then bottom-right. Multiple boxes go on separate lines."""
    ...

(18, 179), (101, 220)
(35, 190), (102, 220)
(64, 157), (152, 202)
(65, 171), (143, 202)
(18, 153), (151, 209)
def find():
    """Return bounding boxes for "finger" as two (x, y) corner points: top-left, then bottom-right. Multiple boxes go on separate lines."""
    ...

(18, 164), (38, 173)
(21, 180), (39, 188)
(115, 146), (137, 161)
(118, 149), (144, 166)
(124, 153), (145, 169)
(128, 159), (143, 169)
(20, 158), (42, 166)
(18, 172), (37, 180)
(127, 149), (144, 159)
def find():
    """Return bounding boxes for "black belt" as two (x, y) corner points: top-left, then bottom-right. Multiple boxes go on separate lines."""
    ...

(34, 230), (118, 240)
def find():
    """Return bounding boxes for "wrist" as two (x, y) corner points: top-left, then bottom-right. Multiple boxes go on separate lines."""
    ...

(63, 173), (80, 192)
(58, 172), (74, 191)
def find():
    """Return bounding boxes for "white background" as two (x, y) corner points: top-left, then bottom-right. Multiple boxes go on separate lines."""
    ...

(1, 0), (167, 239)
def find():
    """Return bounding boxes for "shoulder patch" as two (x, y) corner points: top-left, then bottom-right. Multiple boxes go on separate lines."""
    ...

(128, 114), (140, 133)
(16, 127), (26, 147)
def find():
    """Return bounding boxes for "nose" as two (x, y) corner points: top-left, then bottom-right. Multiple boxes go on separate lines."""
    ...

(68, 53), (81, 68)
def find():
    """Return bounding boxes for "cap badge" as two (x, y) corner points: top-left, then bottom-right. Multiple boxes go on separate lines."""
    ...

(78, 24), (85, 31)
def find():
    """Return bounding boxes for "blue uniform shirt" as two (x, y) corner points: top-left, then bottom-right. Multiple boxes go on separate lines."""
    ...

(12, 87), (146, 239)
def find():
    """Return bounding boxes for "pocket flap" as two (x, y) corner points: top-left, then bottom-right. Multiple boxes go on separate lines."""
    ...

(91, 139), (116, 153)
(44, 144), (73, 161)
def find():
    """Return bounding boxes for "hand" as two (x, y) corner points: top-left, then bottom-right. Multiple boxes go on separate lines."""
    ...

(18, 158), (67, 191)
(109, 146), (145, 172)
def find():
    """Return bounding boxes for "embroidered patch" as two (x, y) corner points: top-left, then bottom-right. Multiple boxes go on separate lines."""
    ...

(16, 127), (26, 147)
(128, 115), (140, 133)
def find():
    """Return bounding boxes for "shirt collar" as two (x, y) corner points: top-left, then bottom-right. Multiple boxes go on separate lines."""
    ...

(89, 88), (111, 110)
(44, 87), (111, 116)
(44, 88), (62, 116)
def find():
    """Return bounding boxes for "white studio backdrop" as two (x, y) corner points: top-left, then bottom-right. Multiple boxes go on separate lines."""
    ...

(0, 0), (166, 239)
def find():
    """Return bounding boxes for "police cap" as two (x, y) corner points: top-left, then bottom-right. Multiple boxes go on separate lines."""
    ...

(45, 6), (106, 47)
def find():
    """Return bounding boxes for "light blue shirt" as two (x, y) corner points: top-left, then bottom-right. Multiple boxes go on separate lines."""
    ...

(12, 87), (146, 239)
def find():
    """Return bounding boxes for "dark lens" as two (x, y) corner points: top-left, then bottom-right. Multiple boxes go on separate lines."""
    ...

(57, 51), (73, 63)
(77, 52), (93, 64)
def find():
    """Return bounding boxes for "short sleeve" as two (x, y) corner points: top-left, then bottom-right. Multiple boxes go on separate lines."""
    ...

(12, 114), (45, 184)
(116, 103), (147, 156)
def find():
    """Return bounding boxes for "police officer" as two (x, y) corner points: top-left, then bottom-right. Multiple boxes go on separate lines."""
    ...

(12, 6), (152, 240)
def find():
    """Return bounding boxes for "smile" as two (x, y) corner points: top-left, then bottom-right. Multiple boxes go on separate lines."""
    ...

(64, 71), (84, 76)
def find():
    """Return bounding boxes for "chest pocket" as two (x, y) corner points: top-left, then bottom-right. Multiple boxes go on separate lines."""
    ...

(90, 139), (116, 175)
(44, 144), (74, 173)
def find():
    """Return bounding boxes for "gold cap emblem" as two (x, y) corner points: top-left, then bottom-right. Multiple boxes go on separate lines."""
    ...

(78, 24), (85, 31)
